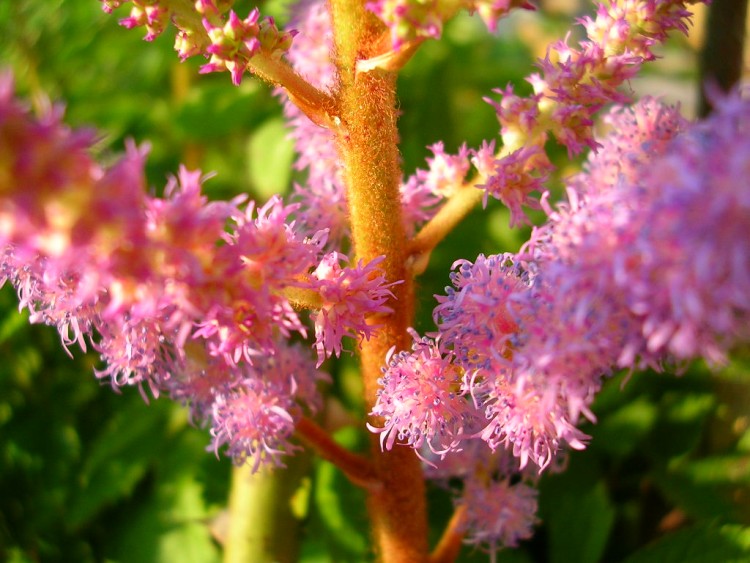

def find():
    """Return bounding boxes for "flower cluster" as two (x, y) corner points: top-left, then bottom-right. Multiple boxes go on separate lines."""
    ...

(365, 0), (533, 49)
(101, 0), (295, 84)
(0, 72), (394, 466)
(398, 0), (700, 229)
(371, 92), (750, 549)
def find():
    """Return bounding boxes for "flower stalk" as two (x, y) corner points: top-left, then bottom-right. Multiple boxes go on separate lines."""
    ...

(329, 0), (429, 560)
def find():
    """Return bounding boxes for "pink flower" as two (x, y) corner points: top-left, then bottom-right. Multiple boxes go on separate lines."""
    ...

(210, 378), (299, 471)
(308, 253), (398, 365)
(434, 254), (527, 373)
(459, 477), (539, 552)
(369, 332), (474, 456)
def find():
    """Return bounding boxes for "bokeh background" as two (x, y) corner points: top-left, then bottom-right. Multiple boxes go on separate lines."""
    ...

(1, 1), (749, 561)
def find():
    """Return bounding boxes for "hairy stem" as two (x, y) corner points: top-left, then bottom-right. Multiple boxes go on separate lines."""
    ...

(329, 0), (430, 560)
(295, 416), (381, 489)
(249, 54), (340, 129)
(428, 504), (468, 563)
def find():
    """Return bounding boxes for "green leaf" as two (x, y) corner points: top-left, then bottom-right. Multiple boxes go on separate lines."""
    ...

(589, 395), (659, 459)
(540, 453), (615, 563)
(309, 427), (370, 560)
(652, 454), (750, 521)
(66, 396), (173, 527)
(623, 523), (750, 563)
(647, 392), (716, 461)
(247, 118), (296, 200)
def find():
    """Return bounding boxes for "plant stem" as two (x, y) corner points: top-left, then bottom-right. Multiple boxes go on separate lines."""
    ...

(408, 185), (484, 274)
(223, 455), (309, 563)
(428, 504), (467, 563)
(295, 416), (381, 489)
(328, 0), (430, 561)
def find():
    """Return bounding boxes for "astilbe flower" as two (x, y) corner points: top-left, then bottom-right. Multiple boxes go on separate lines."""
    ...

(458, 477), (538, 554)
(400, 142), (471, 233)
(170, 339), (327, 468)
(425, 94), (749, 475)
(308, 253), (399, 365)
(369, 332), (474, 456)
(101, 1), (295, 84)
(434, 253), (526, 373)
(210, 380), (297, 471)
(192, 196), (325, 365)
(365, 0), (533, 49)
(214, 342), (326, 472)
(605, 92), (750, 363)
(477, 0), (700, 222)
(0, 74), (368, 472)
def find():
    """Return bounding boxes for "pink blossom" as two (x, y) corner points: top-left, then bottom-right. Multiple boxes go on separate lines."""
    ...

(209, 378), (299, 471)
(459, 477), (539, 552)
(308, 253), (398, 365)
(369, 332), (474, 455)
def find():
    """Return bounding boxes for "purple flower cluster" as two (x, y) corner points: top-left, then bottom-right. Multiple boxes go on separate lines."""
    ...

(371, 92), (750, 549)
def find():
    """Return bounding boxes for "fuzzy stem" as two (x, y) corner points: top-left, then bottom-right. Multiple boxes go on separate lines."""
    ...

(428, 504), (468, 563)
(249, 54), (340, 129)
(328, 0), (430, 561)
(295, 416), (381, 489)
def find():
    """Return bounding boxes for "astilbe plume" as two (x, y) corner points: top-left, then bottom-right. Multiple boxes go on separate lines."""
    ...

(101, 0), (295, 84)
(408, 94), (747, 475)
(2, 0), (735, 559)
(0, 71), (392, 466)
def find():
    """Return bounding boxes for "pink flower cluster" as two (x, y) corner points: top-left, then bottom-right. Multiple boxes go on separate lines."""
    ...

(101, 0), (295, 84)
(0, 73), (395, 466)
(396, 0), (701, 228)
(365, 0), (533, 49)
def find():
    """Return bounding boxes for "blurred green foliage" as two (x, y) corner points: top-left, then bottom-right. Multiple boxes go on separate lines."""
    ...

(1, 1), (748, 562)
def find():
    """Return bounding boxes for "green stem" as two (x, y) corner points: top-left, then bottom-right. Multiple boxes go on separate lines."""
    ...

(328, 0), (430, 561)
(223, 456), (309, 563)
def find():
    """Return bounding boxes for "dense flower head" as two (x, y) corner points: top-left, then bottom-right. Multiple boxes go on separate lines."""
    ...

(458, 477), (539, 552)
(191, 196), (325, 365)
(366, 0), (533, 49)
(426, 93), (749, 474)
(566, 96), (688, 198)
(434, 254), (527, 373)
(308, 253), (399, 365)
(369, 332), (474, 455)
(606, 92), (750, 363)
(209, 376), (299, 471)
(477, 146), (549, 226)
(477, 0), (698, 221)
(199, 8), (296, 85)
(207, 340), (327, 470)
(102, 1), (295, 83)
